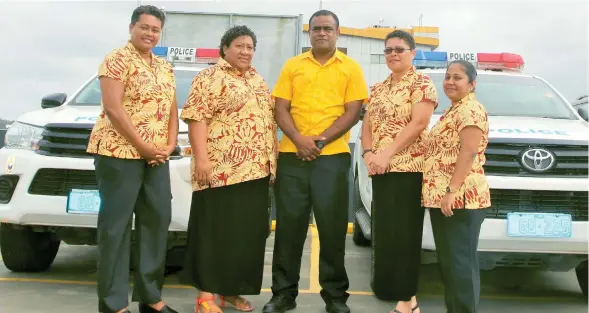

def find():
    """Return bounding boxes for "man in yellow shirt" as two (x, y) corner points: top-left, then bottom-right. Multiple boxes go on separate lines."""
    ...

(263, 10), (368, 313)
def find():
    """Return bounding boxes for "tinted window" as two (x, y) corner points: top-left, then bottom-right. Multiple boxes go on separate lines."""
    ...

(72, 70), (200, 108)
(425, 73), (577, 120)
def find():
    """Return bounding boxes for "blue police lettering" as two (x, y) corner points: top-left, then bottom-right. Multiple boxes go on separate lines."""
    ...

(489, 128), (568, 135)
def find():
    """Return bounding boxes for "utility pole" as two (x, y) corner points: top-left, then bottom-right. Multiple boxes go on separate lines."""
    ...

(319, 0), (323, 10)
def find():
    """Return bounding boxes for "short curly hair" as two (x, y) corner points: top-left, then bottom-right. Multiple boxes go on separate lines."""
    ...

(385, 30), (416, 50)
(131, 5), (166, 27)
(219, 25), (257, 58)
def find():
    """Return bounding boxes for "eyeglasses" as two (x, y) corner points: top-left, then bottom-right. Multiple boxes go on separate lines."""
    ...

(384, 47), (412, 55)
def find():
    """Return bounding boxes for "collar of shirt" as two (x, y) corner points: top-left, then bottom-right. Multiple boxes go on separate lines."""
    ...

(384, 66), (417, 87)
(300, 49), (345, 67)
(216, 58), (258, 78)
(452, 92), (477, 108)
(124, 41), (160, 69)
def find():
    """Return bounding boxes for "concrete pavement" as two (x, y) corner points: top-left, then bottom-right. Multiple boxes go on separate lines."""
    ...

(0, 226), (587, 312)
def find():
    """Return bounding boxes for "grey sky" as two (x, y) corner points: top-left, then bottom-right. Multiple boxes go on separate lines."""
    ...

(0, 0), (587, 120)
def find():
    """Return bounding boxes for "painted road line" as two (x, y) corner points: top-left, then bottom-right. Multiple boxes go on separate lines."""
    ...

(0, 277), (582, 302)
(270, 220), (354, 234)
(309, 224), (320, 293)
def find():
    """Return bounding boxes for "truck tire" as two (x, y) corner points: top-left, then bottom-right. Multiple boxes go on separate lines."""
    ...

(352, 175), (370, 247)
(0, 223), (60, 272)
(576, 260), (588, 299)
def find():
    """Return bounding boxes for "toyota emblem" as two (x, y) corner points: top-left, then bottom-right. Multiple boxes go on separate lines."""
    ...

(520, 148), (556, 172)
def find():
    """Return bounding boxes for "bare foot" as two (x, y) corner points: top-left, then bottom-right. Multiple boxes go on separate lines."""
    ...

(150, 301), (165, 311)
(391, 301), (412, 313)
(411, 296), (420, 313)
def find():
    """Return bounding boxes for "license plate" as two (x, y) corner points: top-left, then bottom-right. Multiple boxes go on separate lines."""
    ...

(66, 189), (101, 215)
(507, 212), (572, 238)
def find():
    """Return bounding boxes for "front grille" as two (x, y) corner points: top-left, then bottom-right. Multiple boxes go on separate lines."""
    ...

(484, 142), (588, 177)
(28, 168), (97, 196)
(36, 123), (94, 158)
(485, 189), (588, 221)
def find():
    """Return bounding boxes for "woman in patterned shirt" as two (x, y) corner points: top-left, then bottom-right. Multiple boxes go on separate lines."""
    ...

(361, 30), (438, 313)
(178, 25), (278, 313)
(422, 60), (491, 313)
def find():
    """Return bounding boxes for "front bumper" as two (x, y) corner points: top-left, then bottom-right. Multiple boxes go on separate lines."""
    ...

(0, 149), (193, 231)
(421, 175), (589, 255)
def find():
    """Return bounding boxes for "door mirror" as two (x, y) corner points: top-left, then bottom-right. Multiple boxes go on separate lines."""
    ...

(41, 93), (67, 109)
(578, 107), (588, 121)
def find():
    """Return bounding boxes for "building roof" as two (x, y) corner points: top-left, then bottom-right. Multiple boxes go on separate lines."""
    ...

(303, 24), (439, 49)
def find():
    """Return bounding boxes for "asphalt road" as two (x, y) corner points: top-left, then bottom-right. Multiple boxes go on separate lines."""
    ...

(0, 227), (587, 313)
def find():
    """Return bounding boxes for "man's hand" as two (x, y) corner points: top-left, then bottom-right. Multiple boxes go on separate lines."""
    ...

(294, 135), (325, 161)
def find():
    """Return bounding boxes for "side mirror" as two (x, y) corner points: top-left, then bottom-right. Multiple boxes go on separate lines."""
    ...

(41, 93), (67, 109)
(578, 107), (588, 121)
(359, 104), (367, 120)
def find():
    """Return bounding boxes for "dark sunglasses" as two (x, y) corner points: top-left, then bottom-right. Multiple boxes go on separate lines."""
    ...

(384, 47), (412, 55)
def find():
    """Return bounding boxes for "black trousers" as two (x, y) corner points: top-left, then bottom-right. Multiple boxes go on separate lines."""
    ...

(94, 155), (172, 313)
(429, 208), (486, 313)
(271, 152), (351, 304)
(371, 172), (425, 301)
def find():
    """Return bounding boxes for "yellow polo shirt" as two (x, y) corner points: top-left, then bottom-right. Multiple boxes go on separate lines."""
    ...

(272, 50), (368, 155)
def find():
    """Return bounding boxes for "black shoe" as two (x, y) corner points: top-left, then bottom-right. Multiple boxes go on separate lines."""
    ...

(262, 295), (297, 313)
(138, 303), (179, 313)
(325, 302), (351, 313)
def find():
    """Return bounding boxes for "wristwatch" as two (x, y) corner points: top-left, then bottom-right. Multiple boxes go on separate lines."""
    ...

(362, 149), (372, 157)
(446, 186), (458, 193)
(315, 140), (326, 150)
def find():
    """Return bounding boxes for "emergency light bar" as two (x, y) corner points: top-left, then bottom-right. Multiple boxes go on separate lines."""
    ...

(413, 51), (525, 72)
(152, 46), (220, 64)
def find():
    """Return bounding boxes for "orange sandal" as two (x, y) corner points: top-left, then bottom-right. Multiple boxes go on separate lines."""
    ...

(196, 295), (223, 313)
(217, 295), (254, 312)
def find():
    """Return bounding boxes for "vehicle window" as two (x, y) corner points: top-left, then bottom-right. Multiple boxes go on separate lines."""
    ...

(424, 73), (577, 120)
(72, 70), (200, 108)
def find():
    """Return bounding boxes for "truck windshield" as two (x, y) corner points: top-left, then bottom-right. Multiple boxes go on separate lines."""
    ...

(425, 73), (577, 120)
(71, 69), (200, 108)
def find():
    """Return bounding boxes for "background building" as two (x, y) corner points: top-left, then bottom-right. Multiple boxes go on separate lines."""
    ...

(301, 24), (439, 86)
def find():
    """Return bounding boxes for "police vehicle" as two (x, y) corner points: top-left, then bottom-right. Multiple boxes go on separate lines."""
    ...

(350, 51), (589, 298)
(0, 47), (278, 272)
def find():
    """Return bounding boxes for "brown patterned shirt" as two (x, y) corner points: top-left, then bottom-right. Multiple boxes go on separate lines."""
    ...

(87, 41), (176, 159)
(422, 92), (491, 209)
(180, 59), (277, 191)
(366, 67), (438, 172)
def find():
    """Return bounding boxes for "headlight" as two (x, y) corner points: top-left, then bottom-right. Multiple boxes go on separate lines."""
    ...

(176, 133), (192, 157)
(4, 122), (44, 150)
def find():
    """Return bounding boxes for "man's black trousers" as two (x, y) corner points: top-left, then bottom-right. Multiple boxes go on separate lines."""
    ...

(270, 152), (351, 304)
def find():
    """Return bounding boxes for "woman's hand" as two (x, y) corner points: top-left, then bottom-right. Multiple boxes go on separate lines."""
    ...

(441, 192), (456, 217)
(371, 151), (392, 175)
(195, 157), (213, 185)
(363, 152), (376, 175)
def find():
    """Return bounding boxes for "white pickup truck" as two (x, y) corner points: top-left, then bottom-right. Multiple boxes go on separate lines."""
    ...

(351, 51), (589, 298)
(0, 11), (304, 273)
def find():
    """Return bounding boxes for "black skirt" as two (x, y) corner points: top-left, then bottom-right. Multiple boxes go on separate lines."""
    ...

(370, 171), (425, 301)
(179, 176), (270, 295)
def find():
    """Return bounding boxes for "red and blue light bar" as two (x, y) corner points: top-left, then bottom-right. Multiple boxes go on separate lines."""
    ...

(413, 50), (525, 72)
(152, 46), (220, 64)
